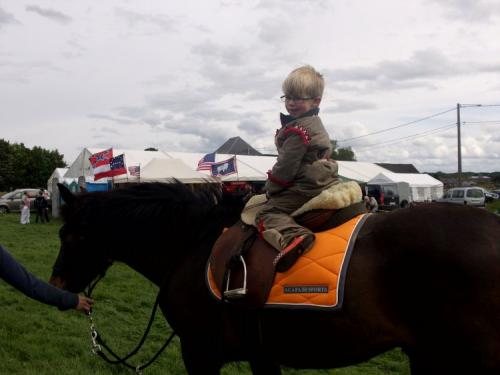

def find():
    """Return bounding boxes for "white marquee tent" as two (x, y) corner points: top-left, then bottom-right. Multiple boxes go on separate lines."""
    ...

(64, 148), (171, 181)
(165, 152), (277, 182)
(138, 158), (214, 184)
(336, 161), (393, 183)
(46, 168), (68, 193)
(368, 172), (444, 202)
(62, 148), (441, 194)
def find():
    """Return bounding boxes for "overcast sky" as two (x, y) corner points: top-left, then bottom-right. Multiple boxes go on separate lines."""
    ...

(1, 0), (499, 172)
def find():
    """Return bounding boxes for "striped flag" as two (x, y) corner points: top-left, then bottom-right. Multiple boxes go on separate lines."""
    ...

(93, 154), (127, 180)
(196, 152), (215, 171)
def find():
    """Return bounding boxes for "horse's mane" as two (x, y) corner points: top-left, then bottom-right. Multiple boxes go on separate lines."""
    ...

(60, 182), (225, 231)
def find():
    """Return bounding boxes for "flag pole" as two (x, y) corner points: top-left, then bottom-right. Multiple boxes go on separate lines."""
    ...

(234, 155), (239, 181)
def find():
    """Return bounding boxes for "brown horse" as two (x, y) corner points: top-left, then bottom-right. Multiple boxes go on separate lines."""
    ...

(50, 182), (500, 375)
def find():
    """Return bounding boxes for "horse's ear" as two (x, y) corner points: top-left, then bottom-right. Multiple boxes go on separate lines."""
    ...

(58, 183), (76, 206)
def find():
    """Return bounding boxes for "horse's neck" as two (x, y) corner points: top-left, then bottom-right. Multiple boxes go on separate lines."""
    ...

(115, 231), (219, 288)
(117, 251), (170, 286)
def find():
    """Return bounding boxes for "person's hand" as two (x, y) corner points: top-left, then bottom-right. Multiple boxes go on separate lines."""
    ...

(75, 295), (94, 312)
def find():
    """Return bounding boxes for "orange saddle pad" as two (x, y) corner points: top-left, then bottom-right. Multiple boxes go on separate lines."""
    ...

(207, 213), (369, 310)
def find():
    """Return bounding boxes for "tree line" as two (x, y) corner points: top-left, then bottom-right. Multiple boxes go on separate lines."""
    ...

(0, 139), (66, 192)
(330, 140), (356, 161)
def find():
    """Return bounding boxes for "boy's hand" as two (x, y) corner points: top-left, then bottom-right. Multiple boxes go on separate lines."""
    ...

(75, 295), (94, 312)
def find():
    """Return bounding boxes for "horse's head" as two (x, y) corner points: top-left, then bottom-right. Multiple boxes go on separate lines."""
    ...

(50, 184), (113, 293)
(50, 181), (248, 292)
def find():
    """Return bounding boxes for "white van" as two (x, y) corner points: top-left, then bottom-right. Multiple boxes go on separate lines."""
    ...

(438, 187), (485, 206)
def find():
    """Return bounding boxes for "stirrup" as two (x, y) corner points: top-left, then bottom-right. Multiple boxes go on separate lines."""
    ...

(223, 255), (248, 299)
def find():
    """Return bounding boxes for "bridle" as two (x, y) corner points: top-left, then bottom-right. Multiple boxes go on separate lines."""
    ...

(83, 266), (177, 374)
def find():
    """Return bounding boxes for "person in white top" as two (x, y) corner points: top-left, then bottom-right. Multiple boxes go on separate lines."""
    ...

(20, 192), (30, 224)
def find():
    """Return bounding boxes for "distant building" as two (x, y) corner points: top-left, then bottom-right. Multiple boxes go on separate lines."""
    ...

(471, 175), (491, 181)
(215, 136), (262, 156)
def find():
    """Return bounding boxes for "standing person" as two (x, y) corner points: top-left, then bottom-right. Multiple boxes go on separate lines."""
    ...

(42, 190), (50, 223)
(34, 190), (47, 223)
(364, 196), (371, 211)
(369, 196), (378, 212)
(20, 191), (30, 225)
(0, 245), (93, 311)
(256, 65), (339, 272)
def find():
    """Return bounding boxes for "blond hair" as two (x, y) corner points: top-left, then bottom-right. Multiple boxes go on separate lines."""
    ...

(282, 65), (324, 98)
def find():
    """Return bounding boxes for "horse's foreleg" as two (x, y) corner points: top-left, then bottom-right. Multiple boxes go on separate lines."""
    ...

(249, 358), (281, 375)
(180, 340), (223, 375)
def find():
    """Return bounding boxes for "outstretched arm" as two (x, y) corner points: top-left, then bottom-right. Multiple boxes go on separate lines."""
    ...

(0, 245), (93, 312)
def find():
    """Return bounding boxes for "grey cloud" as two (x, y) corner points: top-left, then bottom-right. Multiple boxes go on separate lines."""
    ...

(194, 24), (212, 33)
(90, 108), (175, 129)
(191, 41), (248, 67)
(325, 49), (500, 92)
(189, 108), (248, 122)
(0, 7), (19, 29)
(100, 127), (121, 135)
(323, 99), (378, 114)
(0, 59), (65, 83)
(237, 118), (268, 133)
(25, 5), (72, 24)
(97, 96), (256, 151)
(428, 0), (500, 22)
(196, 62), (282, 99)
(256, 0), (331, 10)
(88, 114), (137, 125)
(62, 37), (87, 59)
(145, 90), (209, 113)
(255, 18), (303, 63)
(115, 8), (175, 32)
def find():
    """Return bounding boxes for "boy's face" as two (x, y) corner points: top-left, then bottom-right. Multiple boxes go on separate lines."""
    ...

(285, 97), (321, 118)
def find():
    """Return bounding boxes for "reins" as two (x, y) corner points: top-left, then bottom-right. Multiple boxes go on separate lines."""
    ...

(84, 274), (176, 374)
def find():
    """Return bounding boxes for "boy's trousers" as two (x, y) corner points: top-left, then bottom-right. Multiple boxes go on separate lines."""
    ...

(255, 190), (313, 252)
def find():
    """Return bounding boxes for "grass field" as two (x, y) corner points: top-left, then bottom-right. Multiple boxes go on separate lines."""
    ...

(0, 213), (413, 374)
(486, 199), (500, 214)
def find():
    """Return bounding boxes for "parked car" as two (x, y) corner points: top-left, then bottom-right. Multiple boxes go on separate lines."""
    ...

(366, 181), (411, 210)
(0, 189), (50, 214)
(437, 187), (485, 207)
(482, 190), (499, 202)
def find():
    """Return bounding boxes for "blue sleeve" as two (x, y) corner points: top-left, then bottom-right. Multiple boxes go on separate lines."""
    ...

(0, 245), (78, 310)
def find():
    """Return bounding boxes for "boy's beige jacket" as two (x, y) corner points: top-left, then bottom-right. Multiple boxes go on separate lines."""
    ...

(266, 109), (339, 197)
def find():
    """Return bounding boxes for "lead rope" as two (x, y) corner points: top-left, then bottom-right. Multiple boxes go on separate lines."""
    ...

(85, 281), (176, 374)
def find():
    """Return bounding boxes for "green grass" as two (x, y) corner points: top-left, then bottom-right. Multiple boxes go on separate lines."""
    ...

(0, 214), (409, 374)
(486, 199), (500, 214)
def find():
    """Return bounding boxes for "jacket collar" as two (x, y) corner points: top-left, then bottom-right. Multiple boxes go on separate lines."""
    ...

(280, 107), (320, 126)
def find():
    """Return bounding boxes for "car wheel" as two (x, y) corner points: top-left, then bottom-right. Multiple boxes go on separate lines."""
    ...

(0, 206), (8, 214)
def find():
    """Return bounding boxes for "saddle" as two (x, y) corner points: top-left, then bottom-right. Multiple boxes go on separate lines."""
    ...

(208, 201), (367, 308)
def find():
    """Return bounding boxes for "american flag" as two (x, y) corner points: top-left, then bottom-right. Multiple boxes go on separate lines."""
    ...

(128, 165), (140, 177)
(196, 152), (215, 171)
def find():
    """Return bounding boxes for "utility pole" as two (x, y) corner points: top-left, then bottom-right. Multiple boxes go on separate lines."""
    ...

(456, 103), (486, 187)
(456, 103), (462, 186)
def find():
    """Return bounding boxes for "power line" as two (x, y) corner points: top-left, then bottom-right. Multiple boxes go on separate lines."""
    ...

(354, 123), (456, 151)
(337, 107), (456, 144)
(461, 104), (500, 108)
(463, 120), (500, 124)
